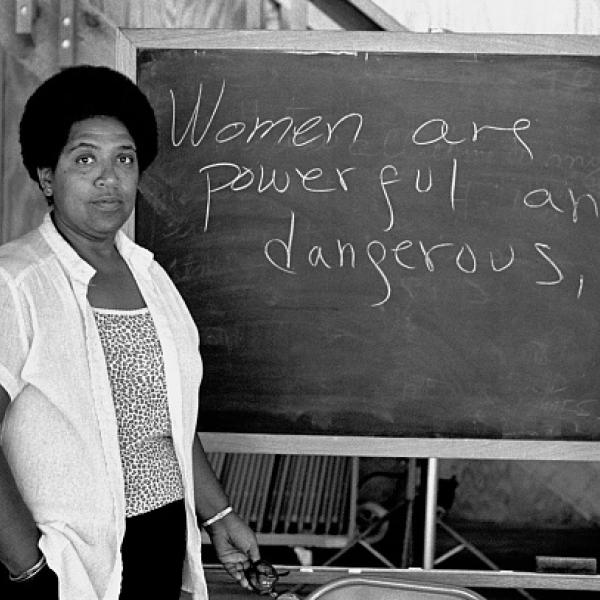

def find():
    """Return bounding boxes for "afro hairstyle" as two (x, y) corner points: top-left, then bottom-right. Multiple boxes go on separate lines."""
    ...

(19, 65), (158, 186)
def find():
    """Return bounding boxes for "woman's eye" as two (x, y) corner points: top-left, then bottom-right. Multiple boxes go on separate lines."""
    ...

(119, 154), (136, 166)
(75, 155), (95, 166)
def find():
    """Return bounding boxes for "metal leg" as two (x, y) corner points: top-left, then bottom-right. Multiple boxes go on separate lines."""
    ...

(401, 457), (417, 568)
(423, 457), (439, 569)
(436, 517), (538, 600)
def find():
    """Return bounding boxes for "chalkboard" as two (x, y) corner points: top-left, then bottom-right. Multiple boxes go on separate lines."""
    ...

(130, 32), (600, 443)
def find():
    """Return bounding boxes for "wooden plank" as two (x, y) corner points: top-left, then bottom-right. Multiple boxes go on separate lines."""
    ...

(83, 1), (251, 70)
(377, 1), (599, 35)
(203, 564), (600, 590)
(236, 454), (252, 513)
(333, 458), (351, 534)
(221, 453), (237, 499)
(325, 457), (344, 534)
(114, 26), (137, 239)
(300, 455), (319, 530)
(307, 3), (342, 31)
(311, 456), (328, 534)
(345, 0), (409, 31)
(293, 457), (307, 530)
(76, 0), (119, 65)
(283, 455), (304, 532)
(245, 0), (262, 29)
(200, 452), (355, 548)
(327, 457), (345, 533)
(58, 0), (75, 67)
(228, 453), (246, 512)
(247, 454), (263, 519)
(117, 28), (600, 55)
(199, 433), (600, 461)
(280, 455), (298, 532)
(317, 457), (335, 532)
(322, 457), (339, 534)
(255, 532), (352, 548)
(280, 0), (307, 30)
(249, 455), (268, 528)
(294, 455), (312, 531)
(239, 453), (259, 520)
(0, 0), (58, 81)
(243, 453), (261, 524)
(115, 0), (246, 28)
(255, 454), (275, 531)
(0, 48), (4, 241)
(115, 22), (136, 77)
(346, 457), (359, 537)
(1, 52), (46, 245)
(15, 0), (34, 35)
(310, 0), (408, 31)
(268, 454), (291, 532)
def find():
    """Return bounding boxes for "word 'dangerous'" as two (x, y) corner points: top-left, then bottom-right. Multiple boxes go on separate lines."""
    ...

(265, 211), (569, 307)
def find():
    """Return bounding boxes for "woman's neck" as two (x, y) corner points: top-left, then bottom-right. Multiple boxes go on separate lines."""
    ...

(50, 210), (121, 270)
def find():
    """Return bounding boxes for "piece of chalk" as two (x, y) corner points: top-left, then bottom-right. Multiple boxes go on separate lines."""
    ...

(536, 556), (597, 574)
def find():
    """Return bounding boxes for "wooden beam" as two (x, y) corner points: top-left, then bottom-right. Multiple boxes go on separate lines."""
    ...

(281, 0), (308, 30)
(308, 3), (342, 31)
(198, 432), (600, 462)
(245, 0), (262, 29)
(202, 565), (600, 591)
(0, 48), (5, 243)
(118, 29), (600, 55)
(1, 53), (47, 244)
(75, 0), (119, 67)
(309, 0), (409, 31)
(58, 0), (75, 66)
(0, 0), (59, 81)
(15, 0), (34, 35)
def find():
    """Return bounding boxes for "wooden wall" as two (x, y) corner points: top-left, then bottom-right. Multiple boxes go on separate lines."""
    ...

(372, 0), (600, 34)
(0, 0), (262, 245)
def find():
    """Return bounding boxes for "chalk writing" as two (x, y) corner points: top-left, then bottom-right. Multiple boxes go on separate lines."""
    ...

(411, 117), (533, 160)
(523, 186), (599, 223)
(170, 80), (363, 149)
(197, 161), (355, 231)
(165, 79), (594, 307)
(263, 210), (568, 307)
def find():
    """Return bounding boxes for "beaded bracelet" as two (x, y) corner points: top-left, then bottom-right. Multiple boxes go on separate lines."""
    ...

(202, 506), (233, 528)
(9, 554), (47, 583)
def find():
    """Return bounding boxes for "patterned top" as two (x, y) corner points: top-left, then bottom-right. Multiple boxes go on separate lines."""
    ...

(93, 307), (184, 517)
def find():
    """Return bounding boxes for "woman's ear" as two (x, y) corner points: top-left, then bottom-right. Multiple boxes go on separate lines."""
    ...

(37, 167), (54, 199)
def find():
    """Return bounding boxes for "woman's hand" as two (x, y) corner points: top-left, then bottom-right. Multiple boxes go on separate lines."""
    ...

(204, 510), (261, 590)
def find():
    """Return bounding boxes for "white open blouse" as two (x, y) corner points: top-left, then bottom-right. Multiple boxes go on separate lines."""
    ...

(0, 213), (207, 600)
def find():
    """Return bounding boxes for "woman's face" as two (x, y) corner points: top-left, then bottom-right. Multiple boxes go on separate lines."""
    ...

(38, 116), (139, 245)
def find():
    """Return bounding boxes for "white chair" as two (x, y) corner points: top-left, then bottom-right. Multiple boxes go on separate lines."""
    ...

(303, 576), (487, 600)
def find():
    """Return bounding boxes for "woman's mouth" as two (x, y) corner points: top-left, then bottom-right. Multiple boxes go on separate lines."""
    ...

(93, 196), (122, 209)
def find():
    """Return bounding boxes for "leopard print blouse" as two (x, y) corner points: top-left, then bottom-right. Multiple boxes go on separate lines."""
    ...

(93, 307), (184, 517)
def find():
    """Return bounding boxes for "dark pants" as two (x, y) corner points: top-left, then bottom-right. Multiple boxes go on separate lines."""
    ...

(3, 499), (187, 600)
(120, 499), (187, 600)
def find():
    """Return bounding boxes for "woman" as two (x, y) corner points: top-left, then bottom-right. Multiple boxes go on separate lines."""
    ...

(0, 65), (260, 599)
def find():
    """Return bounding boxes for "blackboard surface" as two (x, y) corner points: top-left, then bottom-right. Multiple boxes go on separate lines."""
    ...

(135, 40), (600, 441)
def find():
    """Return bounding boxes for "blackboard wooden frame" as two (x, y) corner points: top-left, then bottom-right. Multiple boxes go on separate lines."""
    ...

(115, 29), (600, 593)
(116, 29), (600, 461)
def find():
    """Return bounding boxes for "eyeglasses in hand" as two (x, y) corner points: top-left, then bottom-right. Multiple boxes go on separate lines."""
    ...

(243, 560), (296, 598)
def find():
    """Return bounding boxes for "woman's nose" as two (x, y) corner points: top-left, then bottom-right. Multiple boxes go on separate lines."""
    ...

(96, 160), (117, 186)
